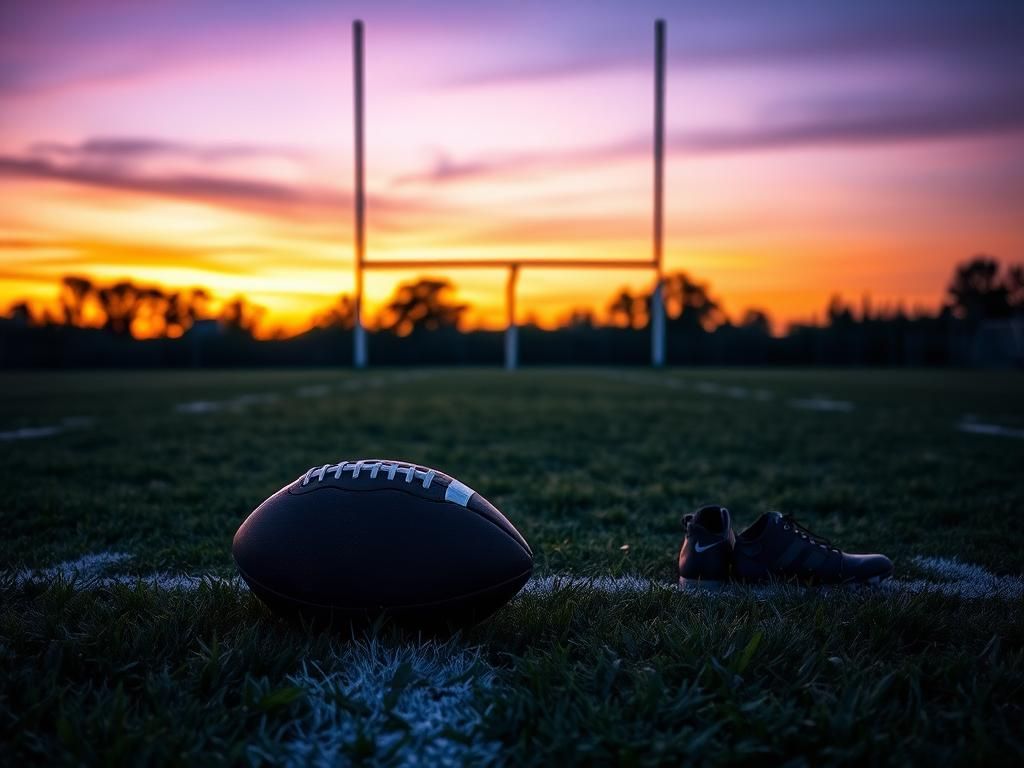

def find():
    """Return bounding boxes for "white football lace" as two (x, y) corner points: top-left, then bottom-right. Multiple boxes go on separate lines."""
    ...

(300, 460), (436, 489)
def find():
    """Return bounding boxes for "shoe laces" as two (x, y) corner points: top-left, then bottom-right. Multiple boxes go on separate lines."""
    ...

(777, 513), (839, 552)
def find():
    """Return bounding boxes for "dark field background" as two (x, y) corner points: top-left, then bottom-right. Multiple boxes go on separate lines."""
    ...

(2, 369), (1023, 765)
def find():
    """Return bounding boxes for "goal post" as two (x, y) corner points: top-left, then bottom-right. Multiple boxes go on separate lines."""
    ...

(505, 264), (519, 370)
(352, 19), (368, 368)
(350, 19), (669, 369)
(651, 18), (666, 367)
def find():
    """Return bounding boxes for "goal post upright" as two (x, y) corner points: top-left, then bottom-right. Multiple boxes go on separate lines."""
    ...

(505, 264), (519, 370)
(651, 18), (667, 368)
(352, 19), (368, 368)
(348, 19), (667, 369)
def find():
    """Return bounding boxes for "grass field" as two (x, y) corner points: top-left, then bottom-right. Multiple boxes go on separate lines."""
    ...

(2, 368), (1023, 766)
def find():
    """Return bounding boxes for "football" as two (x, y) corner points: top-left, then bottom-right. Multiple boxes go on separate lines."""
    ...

(232, 459), (533, 626)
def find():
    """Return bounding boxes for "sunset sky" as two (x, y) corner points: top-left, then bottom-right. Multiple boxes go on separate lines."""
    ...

(1, 0), (1022, 333)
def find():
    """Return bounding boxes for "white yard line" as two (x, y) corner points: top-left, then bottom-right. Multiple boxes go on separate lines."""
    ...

(2, 371), (435, 439)
(11, 553), (1022, 602)
(30, 551), (133, 579)
(8, 548), (1020, 768)
(296, 385), (331, 397)
(10, 551), (496, 767)
(275, 640), (500, 768)
(175, 371), (437, 415)
(787, 397), (854, 412)
(522, 558), (1022, 600)
(0, 416), (93, 442)
(11, 552), (231, 591)
(0, 425), (64, 441)
(598, 370), (814, 406)
(905, 556), (1024, 598)
(175, 392), (279, 414)
(957, 417), (1024, 440)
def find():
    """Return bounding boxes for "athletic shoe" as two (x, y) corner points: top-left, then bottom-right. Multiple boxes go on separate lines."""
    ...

(733, 511), (893, 585)
(678, 504), (735, 590)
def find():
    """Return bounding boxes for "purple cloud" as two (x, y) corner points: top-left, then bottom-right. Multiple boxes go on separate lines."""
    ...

(28, 137), (308, 165)
(0, 137), (437, 225)
(0, 154), (327, 208)
(398, 89), (1024, 186)
(451, 4), (1024, 87)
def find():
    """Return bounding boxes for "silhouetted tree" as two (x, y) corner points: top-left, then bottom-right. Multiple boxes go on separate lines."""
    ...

(946, 256), (1011, 323)
(740, 308), (772, 335)
(58, 276), (93, 326)
(608, 288), (647, 328)
(1006, 265), (1024, 311)
(661, 272), (726, 331)
(219, 295), (265, 336)
(312, 294), (357, 329)
(565, 308), (596, 329)
(826, 295), (856, 327)
(95, 281), (165, 335)
(7, 300), (35, 327)
(378, 278), (467, 336)
(162, 288), (211, 337)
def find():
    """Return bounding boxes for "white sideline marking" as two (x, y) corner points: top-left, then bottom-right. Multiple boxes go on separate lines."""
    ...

(274, 641), (500, 768)
(175, 372), (437, 415)
(11, 553), (498, 767)
(905, 556), (1024, 599)
(0, 425), (63, 440)
(10, 554), (1021, 603)
(175, 392), (278, 414)
(957, 416), (1024, 440)
(600, 371), (880, 412)
(33, 551), (133, 579)
(9, 551), (1020, 768)
(0, 416), (93, 442)
(1, 372), (437, 438)
(11, 551), (235, 592)
(296, 385), (331, 397)
(602, 372), (863, 414)
(694, 381), (723, 395)
(694, 382), (754, 400)
(788, 396), (854, 413)
(520, 558), (1022, 601)
(596, 370), (785, 403)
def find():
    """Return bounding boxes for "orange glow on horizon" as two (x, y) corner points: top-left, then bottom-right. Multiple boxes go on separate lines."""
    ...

(2, 6), (1022, 338)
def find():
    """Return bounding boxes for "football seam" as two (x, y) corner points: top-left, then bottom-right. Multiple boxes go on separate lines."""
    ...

(233, 556), (533, 613)
(289, 484), (532, 556)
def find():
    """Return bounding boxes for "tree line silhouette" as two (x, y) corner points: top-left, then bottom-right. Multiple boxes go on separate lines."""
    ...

(2, 256), (1021, 367)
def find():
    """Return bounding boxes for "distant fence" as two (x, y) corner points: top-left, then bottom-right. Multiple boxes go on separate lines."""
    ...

(3, 318), (1021, 369)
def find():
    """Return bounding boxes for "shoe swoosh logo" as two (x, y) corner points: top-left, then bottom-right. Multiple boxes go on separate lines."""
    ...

(694, 541), (723, 553)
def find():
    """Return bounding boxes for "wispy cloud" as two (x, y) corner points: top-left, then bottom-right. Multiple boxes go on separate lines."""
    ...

(451, 6), (1024, 87)
(440, 211), (767, 249)
(0, 137), (438, 226)
(678, 92), (1024, 152)
(28, 137), (307, 165)
(398, 89), (1024, 186)
(0, 153), (336, 213)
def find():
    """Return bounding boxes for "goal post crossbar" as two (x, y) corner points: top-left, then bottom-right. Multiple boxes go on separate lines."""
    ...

(361, 259), (657, 270)
(359, 258), (661, 369)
